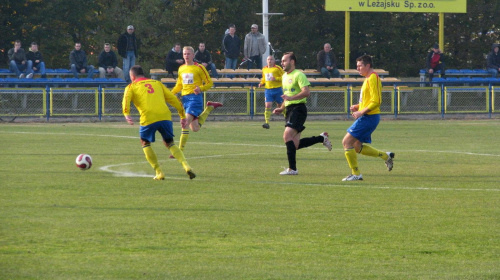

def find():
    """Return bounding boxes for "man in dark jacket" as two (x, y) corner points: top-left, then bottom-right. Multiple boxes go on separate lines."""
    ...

(69, 42), (95, 78)
(222, 24), (241, 70)
(317, 43), (340, 78)
(27, 42), (46, 78)
(98, 43), (124, 80)
(194, 42), (218, 78)
(117, 25), (138, 82)
(426, 43), (445, 82)
(8, 40), (33, 79)
(165, 43), (184, 78)
(486, 43), (500, 78)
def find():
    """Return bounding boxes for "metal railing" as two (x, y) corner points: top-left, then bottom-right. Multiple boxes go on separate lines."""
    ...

(0, 82), (498, 121)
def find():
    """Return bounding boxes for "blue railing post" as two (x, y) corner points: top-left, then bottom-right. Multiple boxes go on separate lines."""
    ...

(346, 84), (351, 119)
(45, 85), (50, 121)
(441, 82), (445, 119)
(393, 84), (398, 119)
(250, 85), (254, 119)
(98, 85), (102, 121)
(488, 82), (492, 119)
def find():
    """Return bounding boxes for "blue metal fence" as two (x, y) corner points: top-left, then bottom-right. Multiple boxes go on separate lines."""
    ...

(0, 80), (498, 121)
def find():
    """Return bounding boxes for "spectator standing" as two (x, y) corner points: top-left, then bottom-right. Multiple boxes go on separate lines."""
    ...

(8, 40), (33, 79)
(259, 55), (284, 129)
(170, 46), (222, 155)
(69, 42), (95, 78)
(426, 43), (445, 82)
(486, 43), (500, 78)
(272, 52), (332, 175)
(317, 43), (340, 78)
(341, 55), (394, 181)
(27, 42), (46, 79)
(194, 42), (219, 78)
(117, 25), (138, 82)
(98, 43), (124, 80)
(243, 24), (266, 70)
(165, 43), (184, 78)
(122, 65), (195, 180)
(222, 24), (240, 71)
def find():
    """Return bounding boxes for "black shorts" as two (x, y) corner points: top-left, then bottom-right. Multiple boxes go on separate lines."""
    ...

(285, 103), (307, 133)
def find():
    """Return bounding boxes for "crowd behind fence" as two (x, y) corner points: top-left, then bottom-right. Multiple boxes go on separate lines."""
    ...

(0, 81), (498, 121)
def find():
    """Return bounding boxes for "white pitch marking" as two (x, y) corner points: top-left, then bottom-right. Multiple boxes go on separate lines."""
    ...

(99, 151), (284, 178)
(253, 181), (500, 192)
(3, 131), (500, 156)
(99, 162), (192, 180)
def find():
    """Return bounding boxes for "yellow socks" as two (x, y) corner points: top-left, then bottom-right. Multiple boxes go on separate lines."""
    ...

(143, 145), (159, 170)
(264, 108), (272, 124)
(344, 148), (360, 175)
(169, 144), (192, 172)
(198, 106), (214, 126)
(360, 144), (388, 160)
(143, 145), (163, 179)
(179, 129), (189, 151)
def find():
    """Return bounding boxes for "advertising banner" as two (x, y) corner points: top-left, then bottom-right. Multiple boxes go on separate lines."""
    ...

(325, 0), (467, 13)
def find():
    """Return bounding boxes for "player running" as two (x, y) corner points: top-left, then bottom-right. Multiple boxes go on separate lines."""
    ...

(341, 55), (394, 181)
(273, 52), (332, 175)
(259, 55), (284, 129)
(122, 65), (195, 180)
(170, 46), (222, 154)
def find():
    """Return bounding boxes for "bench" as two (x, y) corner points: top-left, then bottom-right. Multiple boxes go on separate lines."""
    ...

(302, 69), (389, 78)
(150, 69), (180, 80)
(216, 68), (389, 78)
(419, 69), (491, 83)
(152, 68), (259, 80)
(0, 68), (101, 79)
(0, 77), (126, 88)
(151, 68), (390, 80)
(159, 76), (401, 88)
(432, 77), (500, 84)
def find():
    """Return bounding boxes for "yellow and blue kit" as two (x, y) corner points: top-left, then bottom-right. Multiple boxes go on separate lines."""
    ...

(171, 63), (213, 96)
(122, 77), (185, 126)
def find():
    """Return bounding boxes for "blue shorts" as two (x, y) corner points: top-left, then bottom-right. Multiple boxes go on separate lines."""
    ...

(264, 87), (284, 104)
(139, 120), (174, 143)
(182, 94), (204, 118)
(346, 114), (380, 144)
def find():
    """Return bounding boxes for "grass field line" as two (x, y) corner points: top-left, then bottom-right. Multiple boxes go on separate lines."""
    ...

(411, 149), (500, 157)
(255, 181), (500, 192)
(99, 162), (190, 180)
(100, 151), (500, 193)
(99, 151), (285, 180)
(3, 130), (500, 157)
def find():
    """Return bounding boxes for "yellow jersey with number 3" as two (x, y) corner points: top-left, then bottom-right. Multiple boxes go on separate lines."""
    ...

(122, 78), (186, 126)
(171, 63), (213, 96)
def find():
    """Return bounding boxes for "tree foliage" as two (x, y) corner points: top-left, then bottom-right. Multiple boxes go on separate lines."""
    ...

(1, 0), (498, 77)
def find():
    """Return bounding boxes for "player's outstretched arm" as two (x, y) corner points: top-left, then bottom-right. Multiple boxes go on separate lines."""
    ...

(125, 115), (134, 125)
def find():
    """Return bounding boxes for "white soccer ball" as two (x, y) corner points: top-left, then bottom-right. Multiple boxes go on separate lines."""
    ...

(76, 154), (92, 170)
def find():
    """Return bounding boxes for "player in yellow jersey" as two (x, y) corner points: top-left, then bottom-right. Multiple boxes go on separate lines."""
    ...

(170, 46), (222, 154)
(273, 52), (332, 175)
(259, 55), (284, 129)
(341, 55), (394, 181)
(122, 65), (195, 180)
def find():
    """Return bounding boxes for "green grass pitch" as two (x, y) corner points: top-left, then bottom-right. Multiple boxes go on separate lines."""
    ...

(1, 120), (499, 279)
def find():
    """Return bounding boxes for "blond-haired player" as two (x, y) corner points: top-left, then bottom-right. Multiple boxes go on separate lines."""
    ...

(170, 46), (222, 154)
